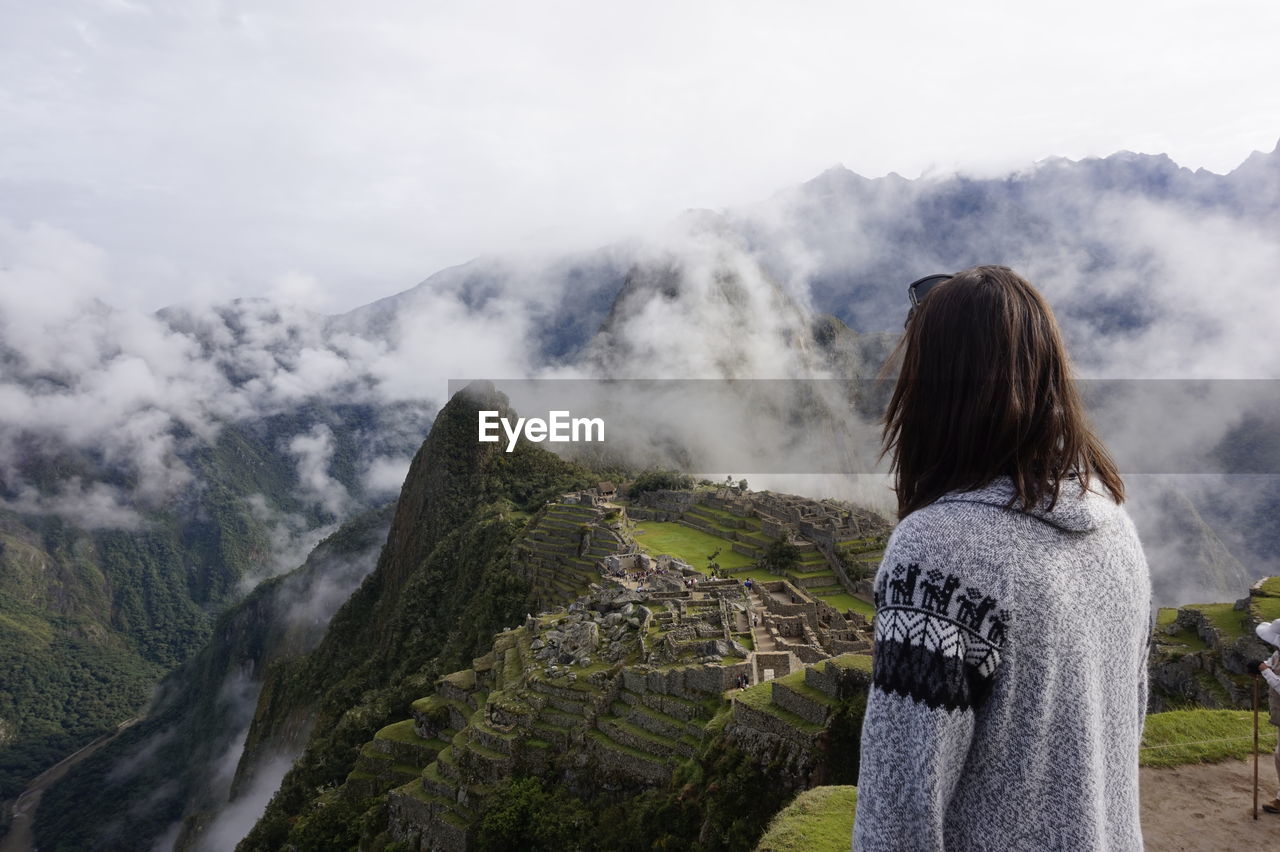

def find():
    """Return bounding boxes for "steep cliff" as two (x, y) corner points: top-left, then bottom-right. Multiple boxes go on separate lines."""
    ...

(0, 417), (343, 809)
(233, 383), (595, 850)
(31, 504), (393, 850)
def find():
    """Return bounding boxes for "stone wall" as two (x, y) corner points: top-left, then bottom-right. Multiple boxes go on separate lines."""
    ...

(771, 683), (829, 727)
(583, 734), (671, 786)
(624, 506), (666, 521)
(387, 788), (469, 852)
(638, 489), (702, 515)
(828, 638), (872, 655)
(621, 662), (746, 700)
(729, 700), (818, 749)
(776, 641), (829, 665)
(770, 614), (808, 639)
(754, 651), (793, 680)
(805, 656), (873, 700)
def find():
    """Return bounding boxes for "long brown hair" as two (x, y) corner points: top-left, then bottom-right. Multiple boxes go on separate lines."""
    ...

(879, 265), (1123, 520)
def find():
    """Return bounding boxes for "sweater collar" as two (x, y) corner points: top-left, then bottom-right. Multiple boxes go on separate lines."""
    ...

(931, 474), (1102, 533)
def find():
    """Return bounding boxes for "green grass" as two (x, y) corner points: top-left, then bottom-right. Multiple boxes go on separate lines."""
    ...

(827, 653), (874, 675)
(694, 504), (762, 529)
(729, 567), (787, 583)
(1251, 578), (1280, 623)
(1156, 625), (1208, 655)
(458, 737), (509, 763)
(375, 719), (429, 745)
(1254, 597), (1280, 623)
(755, 785), (857, 852)
(813, 592), (874, 618)
(632, 522), (755, 571)
(773, 669), (838, 709)
(586, 729), (667, 766)
(438, 668), (477, 689)
(705, 708), (732, 736)
(1187, 603), (1251, 641)
(684, 509), (741, 534)
(1140, 709), (1278, 767)
(734, 681), (824, 734)
(800, 563), (836, 575)
(1156, 607), (1178, 628)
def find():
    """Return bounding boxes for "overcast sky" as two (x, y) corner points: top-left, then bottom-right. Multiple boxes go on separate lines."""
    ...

(2, 0), (1278, 313)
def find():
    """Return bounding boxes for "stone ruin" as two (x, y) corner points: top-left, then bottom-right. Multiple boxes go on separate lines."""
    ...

(526, 587), (655, 675)
(752, 491), (887, 549)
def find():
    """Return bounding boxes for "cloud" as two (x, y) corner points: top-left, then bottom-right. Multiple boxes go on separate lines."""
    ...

(242, 495), (336, 586)
(193, 536), (385, 850)
(363, 455), (412, 495)
(287, 425), (348, 518)
(3, 479), (144, 530)
(1, 5), (1277, 314)
(0, 220), (526, 529)
(195, 753), (294, 852)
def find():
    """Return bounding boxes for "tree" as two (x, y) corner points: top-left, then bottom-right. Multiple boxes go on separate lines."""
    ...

(629, 470), (694, 497)
(756, 536), (800, 575)
(836, 543), (875, 582)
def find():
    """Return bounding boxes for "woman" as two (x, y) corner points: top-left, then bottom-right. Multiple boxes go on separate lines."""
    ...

(851, 266), (1152, 851)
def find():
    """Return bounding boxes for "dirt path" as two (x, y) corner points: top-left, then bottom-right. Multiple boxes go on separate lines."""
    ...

(1141, 757), (1280, 849)
(0, 718), (138, 852)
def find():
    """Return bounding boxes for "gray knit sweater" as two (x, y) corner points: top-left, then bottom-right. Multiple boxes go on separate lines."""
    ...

(851, 474), (1152, 852)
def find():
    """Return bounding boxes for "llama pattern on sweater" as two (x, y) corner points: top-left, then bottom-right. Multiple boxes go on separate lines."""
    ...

(873, 563), (1007, 711)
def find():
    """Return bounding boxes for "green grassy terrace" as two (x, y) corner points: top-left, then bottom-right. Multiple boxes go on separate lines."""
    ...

(631, 519), (877, 617)
(1251, 577), (1280, 623)
(1182, 603), (1252, 641)
(1153, 607), (1209, 655)
(632, 521), (756, 571)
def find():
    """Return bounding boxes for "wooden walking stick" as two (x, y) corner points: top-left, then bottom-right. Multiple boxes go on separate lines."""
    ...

(1254, 673), (1260, 820)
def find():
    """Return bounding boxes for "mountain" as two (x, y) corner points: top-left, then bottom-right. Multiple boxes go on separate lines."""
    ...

(5, 140), (1280, 847)
(222, 383), (594, 850)
(29, 504), (392, 849)
(0, 406), (421, 813)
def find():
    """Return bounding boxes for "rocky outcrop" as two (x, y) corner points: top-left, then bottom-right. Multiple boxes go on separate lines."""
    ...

(1148, 580), (1280, 711)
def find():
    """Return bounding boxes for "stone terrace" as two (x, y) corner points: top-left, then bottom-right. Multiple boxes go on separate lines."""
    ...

(514, 501), (630, 609)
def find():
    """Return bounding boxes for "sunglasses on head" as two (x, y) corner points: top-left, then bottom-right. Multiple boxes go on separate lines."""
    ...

(904, 273), (955, 328)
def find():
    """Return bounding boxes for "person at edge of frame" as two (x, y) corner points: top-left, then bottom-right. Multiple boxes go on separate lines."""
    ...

(1252, 618), (1280, 813)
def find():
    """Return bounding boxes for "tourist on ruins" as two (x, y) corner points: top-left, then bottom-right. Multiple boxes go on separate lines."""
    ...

(1254, 617), (1280, 813)
(852, 266), (1151, 852)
